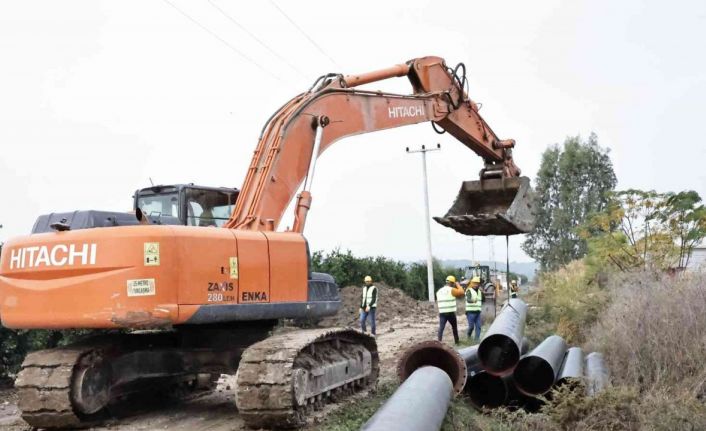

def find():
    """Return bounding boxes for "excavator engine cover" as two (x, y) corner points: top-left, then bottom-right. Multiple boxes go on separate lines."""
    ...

(434, 176), (536, 236)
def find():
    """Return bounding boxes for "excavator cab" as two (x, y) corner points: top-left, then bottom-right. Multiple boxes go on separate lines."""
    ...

(434, 176), (536, 236)
(134, 184), (239, 227)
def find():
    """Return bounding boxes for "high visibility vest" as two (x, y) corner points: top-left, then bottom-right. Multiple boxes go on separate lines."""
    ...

(465, 288), (482, 312)
(436, 286), (457, 314)
(362, 285), (377, 308)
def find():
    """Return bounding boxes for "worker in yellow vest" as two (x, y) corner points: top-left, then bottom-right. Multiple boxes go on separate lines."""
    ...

(360, 275), (377, 336)
(465, 276), (483, 342)
(510, 279), (519, 298)
(436, 275), (465, 343)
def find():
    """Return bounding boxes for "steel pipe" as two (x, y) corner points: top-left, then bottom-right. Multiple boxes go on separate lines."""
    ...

(477, 298), (528, 376)
(397, 340), (467, 395)
(557, 347), (584, 387)
(463, 338), (529, 408)
(465, 371), (509, 409)
(365, 339), (467, 431)
(362, 366), (452, 431)
(457, 345), (480, 372)
(513, 335), (567, 395)
(459, 339), (527, 380)
(585, 352), (609, 396)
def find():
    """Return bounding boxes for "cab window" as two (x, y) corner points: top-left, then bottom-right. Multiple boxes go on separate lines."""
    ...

(185, 189), (236, 227)
(136, 192), (179, 218)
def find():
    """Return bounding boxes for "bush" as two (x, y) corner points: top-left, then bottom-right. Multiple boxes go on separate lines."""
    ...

(475, 263), (706, 431)
(587, 271), (706, 394)
(312, 248), (458, 301)
(526, 260), (608, 344)
(472, 385), (706, 431)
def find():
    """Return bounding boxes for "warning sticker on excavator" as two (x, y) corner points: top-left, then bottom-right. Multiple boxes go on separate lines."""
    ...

(127, 278), (156, 297)
(229, 257), (238, 279)
(144, 242), (160, 266)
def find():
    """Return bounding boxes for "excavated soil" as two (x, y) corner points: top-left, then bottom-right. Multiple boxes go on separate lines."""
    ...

(319, 283), (437, 328)
(0, 285), (472, 431)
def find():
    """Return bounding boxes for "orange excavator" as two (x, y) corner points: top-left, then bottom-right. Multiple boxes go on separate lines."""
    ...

(0, 56), (535, 429)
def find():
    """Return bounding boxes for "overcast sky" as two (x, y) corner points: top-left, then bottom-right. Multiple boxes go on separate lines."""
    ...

(1, 0), (705, 263)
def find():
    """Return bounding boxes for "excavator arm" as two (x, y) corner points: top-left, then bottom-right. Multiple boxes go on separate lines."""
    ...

(225, 56), (534, 236)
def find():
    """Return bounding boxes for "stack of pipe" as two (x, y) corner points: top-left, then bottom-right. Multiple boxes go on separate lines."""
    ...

(363, 298), (610, 429)
(462, 299), (610, 410)
(462, 299), (530, 409)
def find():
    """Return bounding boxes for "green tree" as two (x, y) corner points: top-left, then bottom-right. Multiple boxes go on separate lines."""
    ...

(581, 190), (676, 271)
(522, 133), (617, 271)
(311, 248), (409, 291)
(660, 191), (706, 268)
(311, 248), (459, 300)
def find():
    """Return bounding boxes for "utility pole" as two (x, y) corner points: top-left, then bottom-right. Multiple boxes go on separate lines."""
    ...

(470, 237), (475, 263)
(406, 143), (441, 302)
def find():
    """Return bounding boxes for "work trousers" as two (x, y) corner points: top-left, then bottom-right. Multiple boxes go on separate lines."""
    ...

(360, 307), (376, 335)
(466, 311), (482, 342)
(437, 312), (459, 343)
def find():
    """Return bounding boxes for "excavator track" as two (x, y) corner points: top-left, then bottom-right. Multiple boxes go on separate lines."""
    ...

(236, 328), (378, 429)
(13, 329), (253, 429)
(15, 345), (103, 429)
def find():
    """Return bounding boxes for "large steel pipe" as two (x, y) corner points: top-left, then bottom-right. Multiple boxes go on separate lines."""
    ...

(364, 340), (467, 431)
(465, 371), (509, 409)
(513, 335), (567, 395)
(463, 338), (529, 408)
(557, 347), (584, 386)
(585, 352), (609, 396)
(477, 299), (528, 376)
(397, 340), (467, 395)
(457, 345), (480, 373)
(361, 366), (452, 431)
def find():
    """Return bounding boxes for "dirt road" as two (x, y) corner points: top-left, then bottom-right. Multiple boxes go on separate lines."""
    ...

(0, 287), (473, 431)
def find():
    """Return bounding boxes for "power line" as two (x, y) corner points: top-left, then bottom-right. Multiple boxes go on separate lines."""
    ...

(269, 0), (341, 70)
(207, 0), (307, 78)
(161, 0), (283, 81)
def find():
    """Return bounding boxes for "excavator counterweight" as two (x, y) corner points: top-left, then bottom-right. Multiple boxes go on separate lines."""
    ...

(434, 176), (537, 236)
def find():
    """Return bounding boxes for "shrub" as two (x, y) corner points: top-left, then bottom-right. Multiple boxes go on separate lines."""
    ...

(311, 248), (458, 301)
(586, 271), (706, 394)
(526, 260), (608, 344)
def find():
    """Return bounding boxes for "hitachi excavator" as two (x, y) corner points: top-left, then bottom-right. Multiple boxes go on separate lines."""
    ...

(0, 56), (535, 429)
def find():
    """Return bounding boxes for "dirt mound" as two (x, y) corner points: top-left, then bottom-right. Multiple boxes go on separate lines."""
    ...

(320, 283), (436, 328)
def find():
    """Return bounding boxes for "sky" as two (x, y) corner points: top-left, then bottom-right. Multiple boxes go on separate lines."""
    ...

(1, 0), (705, 263)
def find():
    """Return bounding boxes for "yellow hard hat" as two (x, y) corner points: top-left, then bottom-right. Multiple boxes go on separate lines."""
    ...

(364, 275), (373, 283)
(446, 275), (456, 283)
(470, 276), (481, 284)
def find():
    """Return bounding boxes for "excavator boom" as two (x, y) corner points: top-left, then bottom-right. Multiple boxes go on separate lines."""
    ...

(225, 56), (535, 236)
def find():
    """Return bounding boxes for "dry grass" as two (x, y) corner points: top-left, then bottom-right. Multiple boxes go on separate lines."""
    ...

(586, 271), (706, 396)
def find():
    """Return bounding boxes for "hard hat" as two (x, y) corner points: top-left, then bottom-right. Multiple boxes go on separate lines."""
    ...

(445, 275), (456, 283)
(470, 276), (481, 284)
(364, 275), (373, 283)
(474, 262), (480, 266)
(511, 279), (517, 285)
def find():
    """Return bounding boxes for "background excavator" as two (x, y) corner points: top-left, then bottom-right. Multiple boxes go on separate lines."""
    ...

(0, 56), (535, 429)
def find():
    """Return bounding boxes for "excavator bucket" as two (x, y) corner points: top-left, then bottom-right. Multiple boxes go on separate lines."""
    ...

(433, 176), (536, 236)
